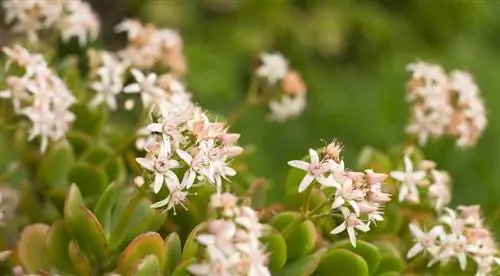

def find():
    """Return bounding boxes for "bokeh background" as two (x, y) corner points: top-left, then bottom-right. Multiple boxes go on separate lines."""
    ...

(3, 0), (500, 225)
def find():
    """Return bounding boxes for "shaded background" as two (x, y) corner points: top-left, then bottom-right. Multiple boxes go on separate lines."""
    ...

(3, 0), (500, 222)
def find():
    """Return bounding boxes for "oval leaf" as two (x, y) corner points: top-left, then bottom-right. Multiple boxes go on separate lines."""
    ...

(260, 227), (287, 271)
(64, 184), (107, 262)
(94, 182), (118, 238)
(164, 232), (182, 275)
(68, 162), (108, 197)
(45, 221), (75, 273)
(331, 239), (381, 274)
(117, 232), (166, 276)
(181, 222), (207, 262)
(37, 140), (74, 188)
(275, 248), (326, 276)
(313, 248), (369, 276)
(269, 211), (316, 261)
(372, 241), (404, 274)
(18, 223), (50, 273)
(68, 240), (93, 276)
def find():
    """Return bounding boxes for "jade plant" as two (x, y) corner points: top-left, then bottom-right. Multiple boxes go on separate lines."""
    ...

(0, 1), (498, 276)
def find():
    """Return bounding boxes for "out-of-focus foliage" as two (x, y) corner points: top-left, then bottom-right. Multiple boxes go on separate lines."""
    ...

(94, 0), (500, 213)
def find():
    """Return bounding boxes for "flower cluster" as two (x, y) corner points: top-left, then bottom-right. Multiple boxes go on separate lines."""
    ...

(135, 81), (243, 211)
(288, 140), (391, 246)
(407, 206), (500, 275)
(405, 61), (486, 148)
(255, 52), (307, 122)
(87, 50), (128, 110)
(2, 0), (100, 46)
(188, 193), (270, 276)
(390, 155), (451, 211)
(0, 45), (75, 153)
(115, 19), (186, 75)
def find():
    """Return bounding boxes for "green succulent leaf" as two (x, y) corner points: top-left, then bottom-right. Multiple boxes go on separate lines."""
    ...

(68, 240), (93, 276)
(331, 239), (381, 274)
(313, 248), (369, 276)
(164, 232), (182, 275)
(131, 255), (162, 276)
(37, 140), (74, 188)
(64, 184), (108, 262)
(81, 146), (126, 183)
(357, 146), (392, 172)
(260, 226), (287, 271)
(377, 272), (401, 276)
(71, 103), (106, 136)
(18, 223), (50, 273)
(268, 211), (317, 261)
(45, 220), (76, 273)
(372, 241), (404, 274)
(181, 222), (207, 262)
(117, 232), (166, 276)
(68, 162), (108, 197)
(94, 182), (118, 238)
(275, 248), (326, 276)
(171, 258), (195, 276)
(370, 203), (402, 235)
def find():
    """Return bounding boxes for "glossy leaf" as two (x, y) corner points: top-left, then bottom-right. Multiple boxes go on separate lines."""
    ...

(94, 182), (118, 238)
(181, 222), (207, 262)
(313, 248), (369, 276)
(269, 211), (316, 261)
(275, 248), (326, 276)
(164, 232), (182, 275)
(372, 241), (404, 274)
(45, 221), (75, 273)
(131, 255), (162, 276)
(64, 184), (107, 262)
(81, 146), (126, 183)
(68, 162), (108, 197)
(172, 258), (195, 276)
(331, 239), (381, 274)
(68, 240), (93, 276)
(18, 223), (50, 273)
(117, 232), (166, 275)
(37, 140), (74, 188)
(71, 103), (106, 136)
(260, 227), (287, 271)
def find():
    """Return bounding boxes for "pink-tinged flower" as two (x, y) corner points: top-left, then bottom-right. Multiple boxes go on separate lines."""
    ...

(256, 52), (288, 84)
(123, 68), (166, 106)
(331, 178), (364, 215)
(188, 258), (234, 276)
(288, 149), (336, 192)
(431, 233), (471, 270)
(390, 155), (426, 202)
(439, 208), (465, 235)
(135, 144), (180, 193)
(330, 207), (370, 247)
(407, 223), (443, 259)
(210, 192), (238, 217)
(365, 170), (391, 203)
(150, 187), (188, 214)
(428, 170), (451, 211)
(198, 220), (237, 258)
(268, 94), (306, 122)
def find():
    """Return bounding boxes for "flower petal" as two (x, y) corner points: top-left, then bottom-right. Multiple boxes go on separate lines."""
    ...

(406, 243), (423, 259)
(287, 160), (310, 171)
(309, 149), (319, 164)
(330, 221), (346, 234)
(298, 174), (314, 193)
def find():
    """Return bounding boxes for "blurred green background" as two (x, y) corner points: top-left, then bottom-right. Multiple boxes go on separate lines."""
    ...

(4, 0), (500, 220)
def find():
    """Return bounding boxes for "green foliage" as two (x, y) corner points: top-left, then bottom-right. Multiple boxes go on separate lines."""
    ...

(331, 240), (381, 274)
(116, 232), (166, 275)
(260, 227), (288, 271)
(314, 248), (369, 276)
(18, 223), (51, 273)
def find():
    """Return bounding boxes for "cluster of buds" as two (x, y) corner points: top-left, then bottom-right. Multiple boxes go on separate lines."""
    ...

(288, 140), (391, 246)
(188, 193), (271, 276)
(407, 206), (500, 275)
(2, 0), (100, 46)
(390, 155), (451, 211)
(115, 19), (186, 75)
(87, 50), (128, 110)
(405, 61), (486, 148)
(255, 52), (307, 122)
(135, 81), (243, 211)
(0, 45), (75, 153)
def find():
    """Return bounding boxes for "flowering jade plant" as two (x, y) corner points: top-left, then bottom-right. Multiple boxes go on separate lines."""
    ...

(0, 1), (499, 276)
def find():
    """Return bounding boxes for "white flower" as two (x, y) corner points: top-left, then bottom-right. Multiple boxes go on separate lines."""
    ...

(330, 207), (370, 247)
(288, 149), (336, 192)
(60, 0), (100, 46)
(331, 178), (364, 215)
(89, 67), (124, 110)
(407, 223), (443, 259)
(150, 187), (188, 214)
(428, 170), (451, 211)
(390, 155), (426, 202)
(256, 52), (288, 84)
(123, 69), (166, 107)
(135, 143), (180, 193)
(268, 94), (306, 122)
